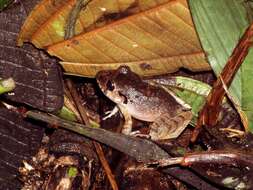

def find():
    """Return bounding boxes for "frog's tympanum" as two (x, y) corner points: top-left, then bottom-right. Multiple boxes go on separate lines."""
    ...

(96, 66), (192, 140)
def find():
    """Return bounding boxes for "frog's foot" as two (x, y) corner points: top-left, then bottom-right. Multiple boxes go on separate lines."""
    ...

(102, 106), (119, 120)
(149, 111), (192, 140)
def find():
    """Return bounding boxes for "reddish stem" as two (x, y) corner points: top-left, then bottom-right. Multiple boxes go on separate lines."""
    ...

(191, 23), (253, 142)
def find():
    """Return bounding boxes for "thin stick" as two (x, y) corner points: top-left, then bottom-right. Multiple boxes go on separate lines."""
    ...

(191, 23), (253, 142)
(64, 0), (91, 39)
(65, 79), (119, 190)
(156, 150), (253, 167)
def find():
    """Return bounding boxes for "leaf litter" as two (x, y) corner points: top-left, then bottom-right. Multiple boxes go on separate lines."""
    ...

(0, 0), (253, 190)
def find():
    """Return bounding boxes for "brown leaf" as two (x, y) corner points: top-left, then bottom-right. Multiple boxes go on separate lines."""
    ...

(17, 0), (70, 46)
(21, 0), (174, 48)
(50, 0), (210, 77)
(60, 53), (208, 77)
(19, 0), (211, 77)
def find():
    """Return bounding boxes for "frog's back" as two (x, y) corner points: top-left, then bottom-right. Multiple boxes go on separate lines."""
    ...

(123, 82), (186, 122)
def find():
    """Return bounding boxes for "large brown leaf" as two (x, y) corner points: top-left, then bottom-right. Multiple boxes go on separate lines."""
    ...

(20, 0), (174, 48)
(19, 0), (210, 77)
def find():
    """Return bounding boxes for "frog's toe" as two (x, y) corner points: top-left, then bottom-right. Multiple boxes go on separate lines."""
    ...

(102, 106), (119, 120)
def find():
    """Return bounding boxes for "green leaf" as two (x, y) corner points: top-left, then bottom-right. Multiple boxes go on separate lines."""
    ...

(167, 77), (210, 123)
(67, 167), (78, 178)
(189, 0), (253, 132)
(0, 78), (15, 94)
(57, 106), (77, 122)
(57, 105), (100, 127)
(0, 0), (12, 11)
(242, 48), (253, 130)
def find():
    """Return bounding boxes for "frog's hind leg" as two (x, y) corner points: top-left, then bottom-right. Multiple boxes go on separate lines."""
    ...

(149, 111), (192, 140)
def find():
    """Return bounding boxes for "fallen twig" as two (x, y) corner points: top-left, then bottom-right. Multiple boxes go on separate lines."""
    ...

(64, 0), (91, 39)
(152, 150), (253, 168)
(65, 79), (119, 190)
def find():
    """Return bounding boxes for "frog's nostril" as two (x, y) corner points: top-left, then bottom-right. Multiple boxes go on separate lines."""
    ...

(106, 80), (115, 91)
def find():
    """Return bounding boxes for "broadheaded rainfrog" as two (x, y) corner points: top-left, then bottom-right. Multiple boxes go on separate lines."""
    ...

(96, 66), (192, 140)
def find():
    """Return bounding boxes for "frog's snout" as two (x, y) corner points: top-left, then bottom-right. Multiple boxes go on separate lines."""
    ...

(96, 70), (110, 83)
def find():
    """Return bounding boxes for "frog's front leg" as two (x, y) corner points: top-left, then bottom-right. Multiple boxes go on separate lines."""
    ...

(118, 105), (133, 135)
(102, 106), (119, 120)
(149, 110), (192, 140)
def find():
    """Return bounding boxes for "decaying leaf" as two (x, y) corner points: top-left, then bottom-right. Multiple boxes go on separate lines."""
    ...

(0, 0), (64, 112)
(19, 0), (211, 77)
(0, 108), (44, 189)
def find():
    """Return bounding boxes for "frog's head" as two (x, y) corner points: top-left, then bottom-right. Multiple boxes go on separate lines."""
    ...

(96, 66), (141, 105)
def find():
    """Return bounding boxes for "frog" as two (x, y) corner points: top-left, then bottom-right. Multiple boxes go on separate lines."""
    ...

(96, 66), (192, 140)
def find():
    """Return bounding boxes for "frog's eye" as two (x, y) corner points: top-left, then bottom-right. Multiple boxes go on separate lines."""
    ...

(106, 80), (115, 91)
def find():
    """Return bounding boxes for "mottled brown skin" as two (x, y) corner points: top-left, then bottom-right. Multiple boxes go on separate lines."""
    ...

(96, 66), (192, 140)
